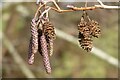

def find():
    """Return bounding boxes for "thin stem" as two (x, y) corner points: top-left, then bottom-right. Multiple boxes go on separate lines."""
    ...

(34, 4), (45, 19)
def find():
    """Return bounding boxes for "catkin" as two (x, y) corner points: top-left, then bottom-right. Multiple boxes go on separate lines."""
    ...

(40, 33), (51, 74)
(43, 20), (56, 56)
(28, 19), (39, 64)
(30, 19), (39, 53)
(28, 37), (35, 65)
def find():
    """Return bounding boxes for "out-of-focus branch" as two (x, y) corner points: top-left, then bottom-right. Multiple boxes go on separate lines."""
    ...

(55, 29), (119, 68)
(36, 0), (120, 13)
(95, 0), (120, 9)
(2, 33), (36, 78)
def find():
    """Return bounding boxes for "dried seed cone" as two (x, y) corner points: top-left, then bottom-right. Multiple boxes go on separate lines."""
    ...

(78, 16), (87, 34)
(78, 32), (93, 52)
(43, 21), (56, 56)
(80, 37), (93, 52)
(43, 21), (56, 40)
(30, 19), (39, 54)
(90, 20), (101, 38)
(40, 33), (51, 74)
(82, 26), (91, 37)
(28, 37), (35, 65)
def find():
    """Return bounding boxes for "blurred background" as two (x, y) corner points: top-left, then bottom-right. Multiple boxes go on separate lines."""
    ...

(1, 2), (119, 78)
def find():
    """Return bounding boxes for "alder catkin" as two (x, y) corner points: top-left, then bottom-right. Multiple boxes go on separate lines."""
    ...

(48, 39), (54, 56)
(40, 33), (51, 74)
(28, 19), (39, 64)
(43, 20), (56, 56)
(30, 19), (38, 54)
(28, 37), (35, 65)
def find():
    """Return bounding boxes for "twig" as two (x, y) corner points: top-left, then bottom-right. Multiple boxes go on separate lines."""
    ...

(34, 4), (45, 19)
(44, 0), (120, 13)
(95, 0), (120, 9)
(2, 33), (36, 78)
(39, 7), (51, 18)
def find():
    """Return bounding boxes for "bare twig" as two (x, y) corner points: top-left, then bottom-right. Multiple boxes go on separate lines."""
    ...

(34, 4), (45, 19)
(44, 0), (120, 13)
(2, 34), (36, 78)
(95, 0), (120, 9)
(39, 7), (51, 18)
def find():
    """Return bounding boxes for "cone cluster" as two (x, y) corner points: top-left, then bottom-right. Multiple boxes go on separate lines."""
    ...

(28, 13), (56, 74)
(78, 11), (101, 52)
(28, 4), (101, 74)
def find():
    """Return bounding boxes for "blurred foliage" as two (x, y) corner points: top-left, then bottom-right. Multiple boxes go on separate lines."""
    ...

(2, 2), (118, 78)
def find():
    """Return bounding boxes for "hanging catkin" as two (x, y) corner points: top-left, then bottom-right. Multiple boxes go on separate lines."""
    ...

(40, 32), (51, 74)
(28, 19), (39, 64)
(30, 19), (39, 53)
(28, 37), (35, 65)
(43, 20), (56, 56)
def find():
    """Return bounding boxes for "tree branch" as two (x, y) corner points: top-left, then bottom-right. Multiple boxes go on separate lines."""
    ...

(42, 0), (120, 13)
(95, 0), (120, 9)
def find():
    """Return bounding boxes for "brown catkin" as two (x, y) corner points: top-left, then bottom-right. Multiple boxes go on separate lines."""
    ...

(48, 39), (54, 56)
(40, 33), (51, 74)
(38, 29), (42, 55)
(28, 37), (35, 65)
(28, 19), (39, 65)
(43, 21), (56, 56)
(30, 19), (38, 54)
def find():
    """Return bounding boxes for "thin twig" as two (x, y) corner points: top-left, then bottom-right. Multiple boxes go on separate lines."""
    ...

(34, 4), (45, 19)
(39, 7), (51, 18)
(95, 0), (120, 9)
(43, 0), (120, 13)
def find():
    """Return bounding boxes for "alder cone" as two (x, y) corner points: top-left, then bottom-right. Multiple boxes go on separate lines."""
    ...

(78, 16), (87, 34)
(43, 21), (56, 40)
(30, 19), (38, 54)
(43, 21), (56, 56)
(40, 33), (51, 74)
(89, 20), (101, 38)
(78, 32), (93, 52)
(80, 37), (93, 52)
